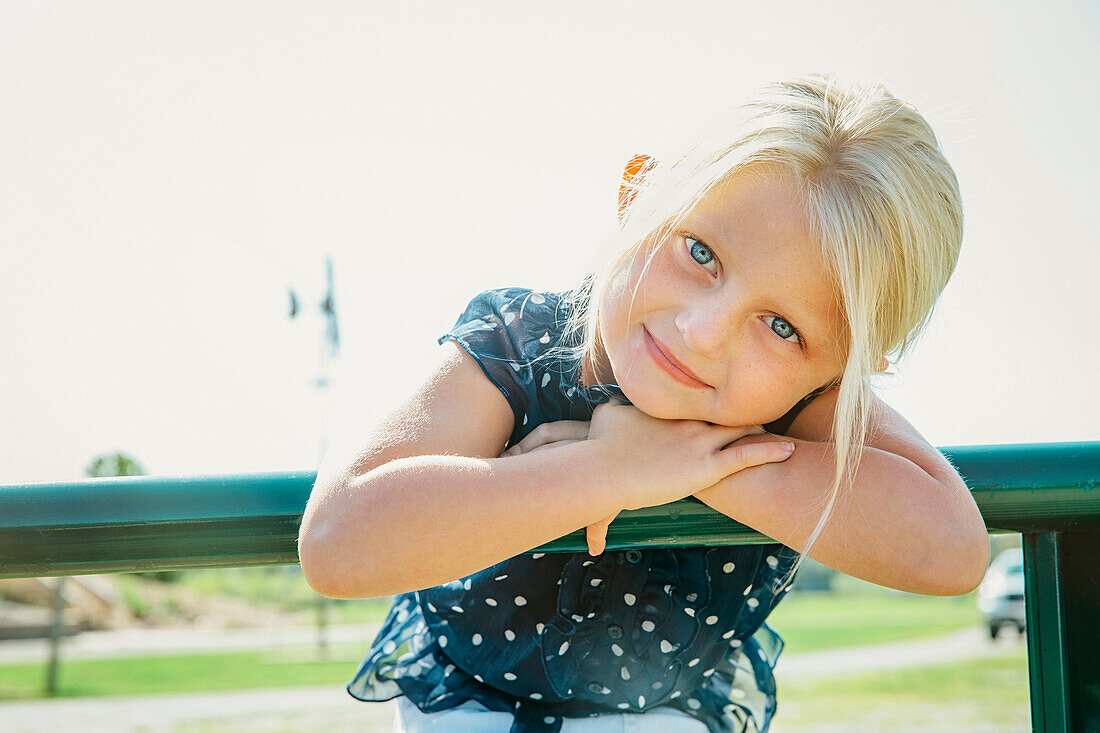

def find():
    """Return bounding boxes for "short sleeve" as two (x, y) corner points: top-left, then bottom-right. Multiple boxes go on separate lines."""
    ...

(437, 288), (539, 441)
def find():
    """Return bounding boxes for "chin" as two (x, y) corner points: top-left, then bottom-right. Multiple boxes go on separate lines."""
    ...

(617, 380), (703, 421)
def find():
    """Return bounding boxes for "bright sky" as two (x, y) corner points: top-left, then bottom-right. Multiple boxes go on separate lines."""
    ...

(1, 1), (1097, 484)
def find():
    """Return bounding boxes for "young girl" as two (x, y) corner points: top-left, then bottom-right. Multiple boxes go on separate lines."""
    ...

(298, 74), (989, 733)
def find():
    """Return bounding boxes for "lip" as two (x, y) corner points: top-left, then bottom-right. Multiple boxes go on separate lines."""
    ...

(643, 327), (711, 389)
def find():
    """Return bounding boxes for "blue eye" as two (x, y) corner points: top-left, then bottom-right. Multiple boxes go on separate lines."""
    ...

(764, 315), (800, 344)
(686, 237), (717, 274)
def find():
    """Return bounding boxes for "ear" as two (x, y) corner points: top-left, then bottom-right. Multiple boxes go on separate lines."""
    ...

(617, 154), (654, 224)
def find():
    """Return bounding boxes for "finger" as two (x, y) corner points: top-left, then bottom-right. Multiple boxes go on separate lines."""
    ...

(718, 439), (795, 474)
(512, 420), (591, 454)
(528, 439), (581, 454)
(586, 515), (615, 556)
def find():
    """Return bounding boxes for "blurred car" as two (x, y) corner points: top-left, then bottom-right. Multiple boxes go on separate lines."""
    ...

(977, 547), (1026, 639)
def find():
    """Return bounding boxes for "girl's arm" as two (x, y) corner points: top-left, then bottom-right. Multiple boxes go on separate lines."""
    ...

(298, 343), (622, 599)
(691, 389), (990, 596)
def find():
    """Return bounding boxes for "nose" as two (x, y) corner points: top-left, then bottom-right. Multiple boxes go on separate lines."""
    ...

(674, 296), (733, 360)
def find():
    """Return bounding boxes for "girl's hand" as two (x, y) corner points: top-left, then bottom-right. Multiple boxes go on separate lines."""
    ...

(499, 405), (795, 556)
(588, 401), (795, 513)
(500, 421), (590, 457)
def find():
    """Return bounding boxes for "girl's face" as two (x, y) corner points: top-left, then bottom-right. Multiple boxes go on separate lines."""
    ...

(592, 170), (847, 427)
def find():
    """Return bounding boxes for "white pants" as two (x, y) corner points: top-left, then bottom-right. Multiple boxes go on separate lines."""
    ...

(393, 695), (710, 732)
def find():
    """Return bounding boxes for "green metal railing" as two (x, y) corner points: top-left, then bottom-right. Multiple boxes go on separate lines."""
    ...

(2, 441), (1098, 730)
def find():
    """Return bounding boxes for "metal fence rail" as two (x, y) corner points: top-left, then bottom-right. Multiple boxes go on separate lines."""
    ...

(2, 440), (1098, 730)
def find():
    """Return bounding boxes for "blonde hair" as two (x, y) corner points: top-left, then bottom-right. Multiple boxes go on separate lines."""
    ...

(560, 73), (963, 584)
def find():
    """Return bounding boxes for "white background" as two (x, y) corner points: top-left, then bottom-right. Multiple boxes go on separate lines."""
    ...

(2, 1), (1097, 483)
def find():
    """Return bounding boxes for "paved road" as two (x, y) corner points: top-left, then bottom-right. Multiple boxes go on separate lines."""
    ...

(0, 625), (1026, 732)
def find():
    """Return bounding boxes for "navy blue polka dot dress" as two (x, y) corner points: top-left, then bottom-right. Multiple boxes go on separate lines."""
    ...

(346, 283), (803, 733)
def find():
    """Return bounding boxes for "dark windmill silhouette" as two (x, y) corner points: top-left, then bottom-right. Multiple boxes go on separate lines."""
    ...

(287, 256), (341, 653)
(287, 256), (341, 465)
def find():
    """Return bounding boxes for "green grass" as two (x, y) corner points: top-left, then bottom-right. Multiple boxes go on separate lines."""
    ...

(773, 647), (1030, 732)
(0, 644), (368, 701)
(766, 590), (983, 652)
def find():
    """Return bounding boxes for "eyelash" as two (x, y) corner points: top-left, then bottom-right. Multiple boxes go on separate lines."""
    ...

(682, 234), (804, 348)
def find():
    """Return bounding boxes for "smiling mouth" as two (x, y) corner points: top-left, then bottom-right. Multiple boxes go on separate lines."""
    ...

(642, 327), (711, 389)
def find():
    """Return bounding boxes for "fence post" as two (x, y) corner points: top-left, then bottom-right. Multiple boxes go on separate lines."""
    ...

(1023, 529), (1100, 732)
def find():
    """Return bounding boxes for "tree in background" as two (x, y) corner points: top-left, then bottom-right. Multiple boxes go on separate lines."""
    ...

(45, 451), (148, 695)
(85, 452), (145, 479)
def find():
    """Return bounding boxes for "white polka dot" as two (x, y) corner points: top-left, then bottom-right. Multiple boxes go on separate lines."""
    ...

(531, 294), (545, 304)
(742, 584), (753, 595)
(504, 672), (517, 681)
(463, 579), (471, 590)
(624, 593), (636, 606)
(572, 614), (584, 622)
(531, 693), (543, 700)
(590, 578), (603, 587)
(539, 332), (550, 344)
(746, 598), (760, 610)
(438, 635), (448, 647)
(531, 553), (544, 559)
(722, 629), (736, 639)
(536, 623), (545, 634)
(621, 666), (630, 680)
(582, 560), (594, 567)
(641, 620), (656, 632)
(639, 695), (646, 707)
(722, 562), (736, 573)
(444, 664), (455, 675)
(559, 641), (570, 655)
(687, 698), (702, 710)
(663, 584), (673, 594)
(617, 702), (630, 710)
(703, 668), (715, 677)
(705, 615), (718, 625)
(688, 658), (700, 667)
(514, 596), (527, 606)
(660, 639), (675, 653)
(523, 414), (528, 425)
(382, 640), (397, 654)
(729, 638), (742, 648)
(450, 605), (464, 613)
(652, 681), (663, 690)
(541, 373), (551, 387)
(611, 643), (623, 656)
(495, 574), (509, 581)
(684, 607), (695, 617)
(485, 598), (498, 607)
(544, 716), (556, 724)
(505, 629), (516, 641)
(396, 608), (408, 623)
(427, 602), (438, 612)
(474, 674), (484, 682)
(766, 554), (779, 568)
(504, 312), (516, 325)
(472, 633), (483, 645)
(686, 592), (697, 602)
(671, 690), (682, 699)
